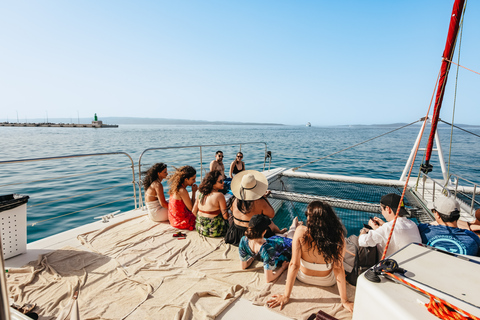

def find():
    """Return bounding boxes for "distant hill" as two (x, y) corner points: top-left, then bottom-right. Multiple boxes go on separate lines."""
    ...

(101, 117), (284, 126)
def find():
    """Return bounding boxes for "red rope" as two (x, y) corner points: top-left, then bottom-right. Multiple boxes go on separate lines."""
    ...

(443, 57), (480, 76)
(380, 67), (441, 261)
(385, 272), (480, 320)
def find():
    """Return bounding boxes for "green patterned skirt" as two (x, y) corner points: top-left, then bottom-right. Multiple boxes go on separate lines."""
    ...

(195, 214), (228, 237)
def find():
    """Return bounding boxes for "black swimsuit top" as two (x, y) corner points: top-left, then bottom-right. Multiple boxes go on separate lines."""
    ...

(233, 215), (249, 223)
(232, 162), (244, 175)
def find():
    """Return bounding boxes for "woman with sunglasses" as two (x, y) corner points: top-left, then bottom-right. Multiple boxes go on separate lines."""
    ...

(192, 170), (229, 237)
(229, 152), (245, 178)
(167, 166), (198, 230)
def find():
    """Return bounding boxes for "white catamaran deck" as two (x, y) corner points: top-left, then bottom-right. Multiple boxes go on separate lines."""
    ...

(5, 206), (354, 320)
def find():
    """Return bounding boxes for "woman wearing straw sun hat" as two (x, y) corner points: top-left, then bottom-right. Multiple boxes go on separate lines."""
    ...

(225, 170), (285, 246)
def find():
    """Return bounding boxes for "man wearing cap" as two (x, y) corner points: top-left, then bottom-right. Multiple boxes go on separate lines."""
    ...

(358, 193), (421, 258)
(418, 196), (480, 256)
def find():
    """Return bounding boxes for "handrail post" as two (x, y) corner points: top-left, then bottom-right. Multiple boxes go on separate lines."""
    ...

(471, 185), (477, 215)
(200, 146), (203, 180)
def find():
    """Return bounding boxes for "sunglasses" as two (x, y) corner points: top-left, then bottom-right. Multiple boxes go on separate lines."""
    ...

(217, 179), (224, 183)
(217, 155), (223, 158)
(237, 155), (243, 158)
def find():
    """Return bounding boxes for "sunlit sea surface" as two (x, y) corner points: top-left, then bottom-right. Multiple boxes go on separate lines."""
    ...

(1, 124), (479, 242)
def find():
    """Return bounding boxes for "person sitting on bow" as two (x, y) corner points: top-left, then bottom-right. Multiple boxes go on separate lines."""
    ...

(192, 170), (229, 237)
(143, 163), (169, 222)
(419, 196), (480, 256)
(225, 170), (285, 246)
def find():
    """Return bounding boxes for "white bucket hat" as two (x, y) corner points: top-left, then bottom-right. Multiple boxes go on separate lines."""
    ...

(231, 170), (268, 201)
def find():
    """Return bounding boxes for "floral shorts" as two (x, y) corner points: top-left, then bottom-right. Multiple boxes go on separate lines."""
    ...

(195, 214), (227, 237)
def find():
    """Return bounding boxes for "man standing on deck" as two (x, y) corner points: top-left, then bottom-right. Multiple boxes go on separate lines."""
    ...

(358, 193), (421, 258)
(418, 196), (480, 256)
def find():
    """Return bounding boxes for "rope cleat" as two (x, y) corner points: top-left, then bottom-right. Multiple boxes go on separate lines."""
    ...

(365, 259), (406, 283)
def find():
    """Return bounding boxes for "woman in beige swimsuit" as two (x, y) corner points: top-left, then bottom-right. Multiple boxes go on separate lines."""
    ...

(143, 163), (169, 222)
(267, 201), (354, 313)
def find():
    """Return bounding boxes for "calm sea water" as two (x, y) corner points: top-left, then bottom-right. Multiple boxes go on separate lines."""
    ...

(1, 124), (479, 242)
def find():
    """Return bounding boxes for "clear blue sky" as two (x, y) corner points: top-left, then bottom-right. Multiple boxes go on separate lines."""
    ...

(1, 1), (479, 125)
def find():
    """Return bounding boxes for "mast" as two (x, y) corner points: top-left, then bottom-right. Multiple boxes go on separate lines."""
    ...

(421, 0), (465, 174)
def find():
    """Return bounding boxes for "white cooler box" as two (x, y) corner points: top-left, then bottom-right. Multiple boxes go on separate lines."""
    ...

(0, 194), (28, 259)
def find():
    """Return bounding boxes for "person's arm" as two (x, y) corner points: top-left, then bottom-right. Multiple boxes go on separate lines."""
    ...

(154, 183), (168, 208)
(358, 223), (388, 248)
(218, 194), (229, 220)
(369, 217), (384, 230)
(179, 188), (194, 211)
(239, 237), (254, 269)
(332, 239), (354, 312)
(261, 198), (275, 219)
(192, 197), (199, 217)
(209, 161), (215, 172)
(241, 257), (254, 269)
(265, 261), (288, 283)
(191, 184), (198, 205)
(267, 226), (304, 310)
(229, 161), (235, 179)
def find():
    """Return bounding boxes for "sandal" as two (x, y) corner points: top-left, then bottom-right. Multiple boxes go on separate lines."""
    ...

(21, 303), (36, 314)
(173, 232), (186, 237)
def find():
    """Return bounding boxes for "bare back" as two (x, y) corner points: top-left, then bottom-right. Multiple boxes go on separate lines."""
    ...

(295, 225), (333, 277)
(195, 192), (227, 219)
(231, 197), (274, 227)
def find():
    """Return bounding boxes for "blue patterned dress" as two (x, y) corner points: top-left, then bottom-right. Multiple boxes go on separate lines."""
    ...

(238, 236), (292, 270)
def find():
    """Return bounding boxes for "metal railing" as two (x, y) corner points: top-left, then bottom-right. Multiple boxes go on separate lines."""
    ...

(451, 174), (479, 215)
(137, 142), (268, 208)
(0, 152), (138, 227)
(416, 172), (452, 204)
(415, 172), (480, 218)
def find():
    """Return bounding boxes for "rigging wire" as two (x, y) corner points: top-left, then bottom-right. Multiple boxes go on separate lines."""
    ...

(440, 119), (480, 138)
(291, 119), (423, 171)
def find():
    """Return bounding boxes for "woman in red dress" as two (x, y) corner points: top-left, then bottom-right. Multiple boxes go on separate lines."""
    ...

(167, 166), (198, 230)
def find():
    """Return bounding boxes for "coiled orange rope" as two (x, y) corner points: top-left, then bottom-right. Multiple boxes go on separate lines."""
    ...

(385, 271), (480, 320)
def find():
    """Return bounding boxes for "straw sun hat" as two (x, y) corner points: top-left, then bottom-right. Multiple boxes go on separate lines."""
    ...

(231, 170), (268, 201)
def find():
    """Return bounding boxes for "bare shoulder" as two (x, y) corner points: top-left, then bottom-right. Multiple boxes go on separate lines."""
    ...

(294, 225), (308, 240)
(212, 192), (225, 200)
(178, 187), (188, 196)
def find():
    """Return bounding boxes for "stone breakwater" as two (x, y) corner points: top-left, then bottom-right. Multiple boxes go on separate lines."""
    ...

(1, 122), (118, 128)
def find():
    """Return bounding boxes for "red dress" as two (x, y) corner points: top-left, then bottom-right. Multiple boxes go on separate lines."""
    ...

(168, 197), (196, 230)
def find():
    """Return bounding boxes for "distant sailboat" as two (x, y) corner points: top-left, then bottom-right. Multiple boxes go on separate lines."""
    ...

(306, 122), (311, 127)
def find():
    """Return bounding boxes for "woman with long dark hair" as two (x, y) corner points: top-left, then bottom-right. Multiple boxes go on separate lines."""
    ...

(143, 163), (169, 222)
(267, 201), (354, 313)
(192, 170), (228, 237)
(167, 166), (198, 230)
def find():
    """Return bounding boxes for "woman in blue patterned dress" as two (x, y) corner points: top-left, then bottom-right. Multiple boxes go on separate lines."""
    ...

(239, 214), (296, 283)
